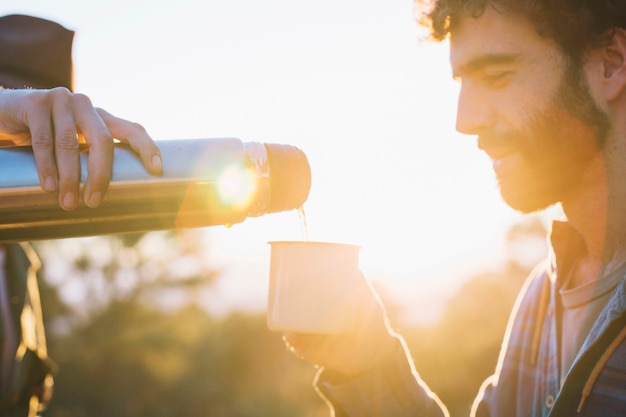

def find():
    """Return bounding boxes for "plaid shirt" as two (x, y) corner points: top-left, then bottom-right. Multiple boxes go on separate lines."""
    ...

(316, 222), (626, 416)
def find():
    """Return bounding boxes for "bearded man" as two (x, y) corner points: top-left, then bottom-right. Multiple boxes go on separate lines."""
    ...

(283, 2), (626, 416)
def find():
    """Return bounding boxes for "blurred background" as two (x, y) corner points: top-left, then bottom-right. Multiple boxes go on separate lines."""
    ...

(2, 0), (558, 416)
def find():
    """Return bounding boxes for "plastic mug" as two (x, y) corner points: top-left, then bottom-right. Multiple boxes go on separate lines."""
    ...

(267, 241), (362, 333)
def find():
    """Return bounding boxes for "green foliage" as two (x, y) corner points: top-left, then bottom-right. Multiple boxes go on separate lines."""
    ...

(45, 305), (326, 417)
(34, 230), (219, 325)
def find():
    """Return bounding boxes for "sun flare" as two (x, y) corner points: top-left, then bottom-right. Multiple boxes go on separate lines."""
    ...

(216, 164), (258, 210)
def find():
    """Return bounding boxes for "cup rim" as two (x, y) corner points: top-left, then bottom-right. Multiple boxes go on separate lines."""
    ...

(268, 240), (361, 249)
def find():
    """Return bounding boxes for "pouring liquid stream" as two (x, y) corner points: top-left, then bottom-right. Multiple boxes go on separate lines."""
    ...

(297, 206), (309, 242)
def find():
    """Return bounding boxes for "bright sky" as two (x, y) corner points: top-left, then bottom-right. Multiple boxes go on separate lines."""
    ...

(1, 0), (529, 323)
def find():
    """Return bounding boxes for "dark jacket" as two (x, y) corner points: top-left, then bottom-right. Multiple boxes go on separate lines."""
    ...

(0, 243), (55, 417)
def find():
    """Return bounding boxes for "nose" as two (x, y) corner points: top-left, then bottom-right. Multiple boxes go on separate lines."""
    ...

(455, 83), (493, 135)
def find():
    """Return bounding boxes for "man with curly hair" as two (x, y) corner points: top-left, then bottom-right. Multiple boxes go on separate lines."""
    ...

(284, 1), (626, 416)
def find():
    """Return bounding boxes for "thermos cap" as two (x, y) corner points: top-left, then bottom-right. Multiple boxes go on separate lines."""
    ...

(265, 144), (311, 213)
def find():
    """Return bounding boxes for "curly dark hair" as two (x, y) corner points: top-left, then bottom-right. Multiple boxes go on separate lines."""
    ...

(416, 0), (626, 60)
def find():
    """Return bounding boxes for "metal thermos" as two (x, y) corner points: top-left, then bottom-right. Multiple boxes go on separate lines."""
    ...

(0, 138), (311, 242)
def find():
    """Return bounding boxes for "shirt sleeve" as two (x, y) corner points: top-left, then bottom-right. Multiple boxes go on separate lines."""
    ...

(314, 336), (449, 417)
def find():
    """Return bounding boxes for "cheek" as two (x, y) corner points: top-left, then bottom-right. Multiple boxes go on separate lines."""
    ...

(524, 106), (603, 178)
(512, 59), (572, 112)
(500, 85), (556, 133)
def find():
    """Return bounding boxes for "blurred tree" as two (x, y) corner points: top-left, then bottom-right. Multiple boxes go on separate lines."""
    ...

(44, 305), (326, 417)
(33, 230), (218, 331)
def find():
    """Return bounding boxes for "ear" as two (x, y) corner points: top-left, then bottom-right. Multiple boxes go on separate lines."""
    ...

(598, 28), (626, 101)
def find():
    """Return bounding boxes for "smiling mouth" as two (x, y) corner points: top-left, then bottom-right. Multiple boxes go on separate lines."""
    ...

(487, 150), (520, 177)
(477, 136), (520, 174)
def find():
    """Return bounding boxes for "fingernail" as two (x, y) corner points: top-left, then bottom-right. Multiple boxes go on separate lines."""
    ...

(44, 176), (57, 192)
(61, 192), (77, 211)
(152, 154), (162, 172)
(87, 191), (102, 208)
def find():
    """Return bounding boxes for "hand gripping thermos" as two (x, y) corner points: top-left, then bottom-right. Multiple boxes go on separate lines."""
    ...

(0, 138), (311, 242)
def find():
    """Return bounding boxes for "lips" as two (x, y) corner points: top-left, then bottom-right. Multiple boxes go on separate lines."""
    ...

(477, 136), (519, 176)
(493, 153), (523, 177)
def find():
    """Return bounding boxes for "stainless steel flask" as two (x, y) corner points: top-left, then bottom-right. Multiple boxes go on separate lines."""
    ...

(0, 138), (311, 242)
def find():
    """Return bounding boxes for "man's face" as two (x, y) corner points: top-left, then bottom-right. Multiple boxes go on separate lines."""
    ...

(449, 7), (610, 213)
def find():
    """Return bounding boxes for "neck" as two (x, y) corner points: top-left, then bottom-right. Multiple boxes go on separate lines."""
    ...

(561, 137), (626, 286)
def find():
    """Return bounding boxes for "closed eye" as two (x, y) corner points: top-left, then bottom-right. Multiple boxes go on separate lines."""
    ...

(452, 53), (521, 89)
(482, 70), (513, 88)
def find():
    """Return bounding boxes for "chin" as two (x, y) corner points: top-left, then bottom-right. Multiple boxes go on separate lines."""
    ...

(498, 177), (561, 214)
(501, 192), (553, 214)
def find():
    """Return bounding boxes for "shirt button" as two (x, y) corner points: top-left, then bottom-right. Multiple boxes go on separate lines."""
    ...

(545, 394), (555, 408)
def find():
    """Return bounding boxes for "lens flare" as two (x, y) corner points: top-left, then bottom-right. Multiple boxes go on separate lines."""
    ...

(216, 164), (257, 210)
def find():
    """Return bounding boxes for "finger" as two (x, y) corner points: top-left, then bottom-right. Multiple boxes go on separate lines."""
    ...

(96, 108), (162, 175)
(50, 88), (81, 210)
(23, 91), (58, 192)
(282, 332), (298, 350)
(282, 332), (330, 360)
(282, 332), (310, 360)
(72, 93), (114, 208)
(283, 332), (314, 348)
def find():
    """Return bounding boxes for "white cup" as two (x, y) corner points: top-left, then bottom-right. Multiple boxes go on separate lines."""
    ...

(267, 241), (362, 333)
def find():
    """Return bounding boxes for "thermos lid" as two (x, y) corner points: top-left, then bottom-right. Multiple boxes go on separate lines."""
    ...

(264, 144), (311, 213)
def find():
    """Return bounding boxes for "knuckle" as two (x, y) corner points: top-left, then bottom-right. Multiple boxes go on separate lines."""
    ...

(84, 125), (113, 142)
(94, 107), (111, 121)
(71, 92), (93, 107)
(55, 132), (80, 151)
(49, 86), (73, 100)
(98, 129), (115, 143)
(31, 132), (53, 148)
(50, 86), (72, 95)
(131, 121), (146, 132)
(87, 126), (114, 146)
(93, 131), (115, 149)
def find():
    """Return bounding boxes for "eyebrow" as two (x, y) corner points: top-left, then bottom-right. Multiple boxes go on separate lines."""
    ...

(452, 53), (522, 78)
